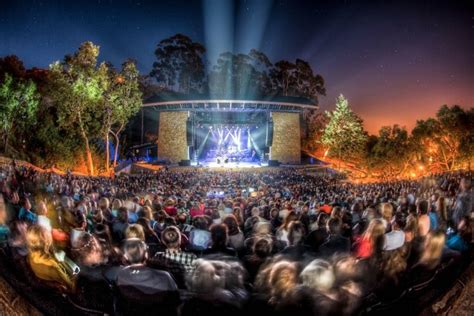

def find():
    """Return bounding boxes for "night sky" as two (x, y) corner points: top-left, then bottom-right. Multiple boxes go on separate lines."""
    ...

(1, 0), (472, 134)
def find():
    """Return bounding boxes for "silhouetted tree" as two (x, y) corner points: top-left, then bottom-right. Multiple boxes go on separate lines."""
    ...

(150, 34), (206, 93)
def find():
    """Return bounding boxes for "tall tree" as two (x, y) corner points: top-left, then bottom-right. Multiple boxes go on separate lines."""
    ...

(0, 73), (39, 155)
(48, 42), (105, 175)
(150, 34), (206, 93)
(270, 60), (296, 97)
(321, 95), (367, 166)
(270, 59), (325, 103)
(101, 60), (142, 173)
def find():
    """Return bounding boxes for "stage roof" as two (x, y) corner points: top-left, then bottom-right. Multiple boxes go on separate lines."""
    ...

(142, 91), (318, 112)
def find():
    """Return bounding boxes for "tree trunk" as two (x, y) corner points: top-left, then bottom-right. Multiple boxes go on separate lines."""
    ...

(105, 132), (110, 175)
(112, 127), (123, 167)
(78, 113), (94, 175)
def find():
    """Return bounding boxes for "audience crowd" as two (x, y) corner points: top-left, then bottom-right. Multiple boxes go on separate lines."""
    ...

(0, 162), (472, 315)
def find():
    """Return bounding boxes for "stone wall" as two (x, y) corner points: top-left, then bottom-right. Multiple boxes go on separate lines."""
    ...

(270, 112), (301, 164)
(157, 111), (189, 163)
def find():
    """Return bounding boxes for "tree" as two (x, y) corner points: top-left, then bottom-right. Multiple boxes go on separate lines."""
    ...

(0, 55), (27, 83)
(150, 34), (206, 93)
(0, 73), (39, 155)
(270, 60), (296, 97)
(301, 110), (328, 154)
(101, 60), (142, 173)
(412, 105), (473, 171)
(321, 95), (367, 166)
(366, 125), (414, 179)
(48, 42), (105, 175)
(270, 59), (326, 104)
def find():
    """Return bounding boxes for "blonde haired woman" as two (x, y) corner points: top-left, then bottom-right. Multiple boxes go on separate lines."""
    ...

(26, 225), (76, 291)
(354, 219), (386, 259)
(407, 230), (447, 286)
(417, 230), (446, 270)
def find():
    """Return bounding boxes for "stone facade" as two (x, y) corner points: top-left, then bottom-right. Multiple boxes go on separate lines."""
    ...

(157, 111), (189, 163)
(270, 112), (301, 164)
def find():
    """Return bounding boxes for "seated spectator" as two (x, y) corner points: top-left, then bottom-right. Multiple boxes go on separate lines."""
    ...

(0, 194), (10, 247)
(320, 217), (351, 257)
(380, 203), (393, 232)
(182, 259), (242, 316)
(280, 221), (312, 260)
(253, 260), (299, 312)
(164, 198), (177, 217)
(112, 207), (129, 242)
(353, 218), (385, 259)
(293, 259), (340, 315)
(125, 223), (145, 241)
(70, 210), (88, 249)
(203, 223), (237, 258)
(407, 230), (446, 286)
(136, 217), (162, 253)
(384, 212), (406, 251)
(276, 211), (297, 247)
(18, 197), (37, 224)
(150, 226), (197, 288)
(417, 200), (430, 238)
(243, 236), (273, 283)
(223, 214), (244, 251)
(26, 225), (76, 291)
(116, 238), (180, 315)
(188, 215), (211, 251)
(305, 212), (329, 253)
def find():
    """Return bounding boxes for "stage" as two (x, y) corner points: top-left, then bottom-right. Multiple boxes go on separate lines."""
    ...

(193, 161), (266, 168)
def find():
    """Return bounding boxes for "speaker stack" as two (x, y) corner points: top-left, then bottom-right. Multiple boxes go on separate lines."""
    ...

(266, 119), (274, 147)
(186, 119), (193, 146)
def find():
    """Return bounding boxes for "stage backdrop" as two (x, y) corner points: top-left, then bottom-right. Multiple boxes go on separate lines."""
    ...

(270, 112), (301, 164)
(157, 111), (189, 163)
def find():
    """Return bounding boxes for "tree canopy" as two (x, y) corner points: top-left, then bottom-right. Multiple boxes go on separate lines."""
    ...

(150, 34), (326, 104)
(321, 95), (367, 164)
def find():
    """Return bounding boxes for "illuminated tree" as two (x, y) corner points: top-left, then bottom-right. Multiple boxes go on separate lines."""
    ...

(412, 105), (473, 171)
(366, 125), (414, 179)
(101, 60), (142, 172)
(48, 42), (105, 175)
(321, 95), (367, 166)
(0, 73), (39, 155)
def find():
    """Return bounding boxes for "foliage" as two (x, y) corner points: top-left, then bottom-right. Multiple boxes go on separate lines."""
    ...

(149, 34), (326, 104)
(321, 95), (367, 164)
(301, 110), (328, 154)
(150, 34), (206, 93)
(270, 59), (325, 103)
(366, 125), (414, 179)
(0, 73), (39, 155)
(48, 42), (106, 175)
(101, 59), (142, 171)
(412, 105), (473, 171)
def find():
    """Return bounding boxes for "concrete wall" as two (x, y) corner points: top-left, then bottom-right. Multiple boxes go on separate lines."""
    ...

(157, 111), (189, 163)
(270, 112), (301, 164)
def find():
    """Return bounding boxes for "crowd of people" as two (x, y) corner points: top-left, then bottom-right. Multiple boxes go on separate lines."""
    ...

(0, 162), (472, 315)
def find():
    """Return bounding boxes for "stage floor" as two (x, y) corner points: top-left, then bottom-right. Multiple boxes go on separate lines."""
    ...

(193, 161), (266, 168)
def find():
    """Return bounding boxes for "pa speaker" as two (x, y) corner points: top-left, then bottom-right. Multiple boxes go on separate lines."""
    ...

(186, 119), (193, 146)
(268, 160), (280, 166)
(266, 119), (274, 147)
(179, 159), (191, 166)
